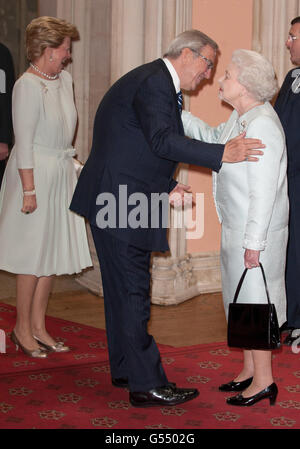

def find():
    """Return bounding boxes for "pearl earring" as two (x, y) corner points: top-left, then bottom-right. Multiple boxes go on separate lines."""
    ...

(50, 55), (53, 62)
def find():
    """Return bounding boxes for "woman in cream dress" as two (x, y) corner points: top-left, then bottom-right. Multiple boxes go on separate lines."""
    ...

(0, 17), (92, 357)
(182, 50), (288, 406)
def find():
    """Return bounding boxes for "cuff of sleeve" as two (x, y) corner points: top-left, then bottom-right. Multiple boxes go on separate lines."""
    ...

(243, 237), (267, 251)
(16, 165), (35, 170)
(169, 178), (178, 193)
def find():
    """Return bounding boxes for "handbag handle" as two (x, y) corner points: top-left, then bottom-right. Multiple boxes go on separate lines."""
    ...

(233, 262), (271, 304)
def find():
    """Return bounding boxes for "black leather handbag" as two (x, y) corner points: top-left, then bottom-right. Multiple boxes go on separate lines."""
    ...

(227, 263), (281, 350)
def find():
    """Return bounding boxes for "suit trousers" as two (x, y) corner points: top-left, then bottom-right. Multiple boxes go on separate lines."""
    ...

(91, 225), (168, 392)
(285, 214), (300, 328)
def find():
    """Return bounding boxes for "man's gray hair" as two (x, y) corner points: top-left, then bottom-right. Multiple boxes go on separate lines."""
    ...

(163, 29), (218, 59)
(232, 49), (278, 102)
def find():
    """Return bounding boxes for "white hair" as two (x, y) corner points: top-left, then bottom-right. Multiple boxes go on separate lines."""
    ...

(232, 49), (278, 102)
(163, 29), (218, 59)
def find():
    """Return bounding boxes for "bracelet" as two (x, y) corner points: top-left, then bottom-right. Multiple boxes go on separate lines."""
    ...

(23, 189), (36, 196)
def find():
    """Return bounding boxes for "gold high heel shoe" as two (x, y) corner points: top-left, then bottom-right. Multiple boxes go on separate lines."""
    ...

(11, 330), (48, 358)
(33, 335), (70, 353)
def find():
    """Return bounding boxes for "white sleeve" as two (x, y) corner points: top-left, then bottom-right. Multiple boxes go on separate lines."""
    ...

(181, 110), (226, 143)
(243, 116), (285, 250)
(12, 77), (40, 169)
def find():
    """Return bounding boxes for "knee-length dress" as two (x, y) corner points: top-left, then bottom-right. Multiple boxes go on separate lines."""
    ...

(182, 102), (289, 327)
(0, 70), (92, 276)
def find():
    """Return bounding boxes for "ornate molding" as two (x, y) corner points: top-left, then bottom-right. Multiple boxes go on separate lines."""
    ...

(151, 251), (221, 305)
(76, 247), (221, 306)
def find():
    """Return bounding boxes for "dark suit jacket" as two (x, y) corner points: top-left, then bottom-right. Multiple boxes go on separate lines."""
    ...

(0, 42), (14, 145)
(274, 67), (300, 250)
(70, 58), (224, 251)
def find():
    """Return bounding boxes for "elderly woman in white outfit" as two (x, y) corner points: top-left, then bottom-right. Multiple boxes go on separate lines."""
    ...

(0, 17), (92, 358)
(183, 50), (288, 407)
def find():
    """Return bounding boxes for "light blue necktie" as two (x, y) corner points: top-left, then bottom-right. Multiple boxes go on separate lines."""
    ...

(177, 90), (183, 114)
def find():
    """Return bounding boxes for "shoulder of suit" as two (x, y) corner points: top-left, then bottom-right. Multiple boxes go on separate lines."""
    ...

(284, 67), (300, 81)
(139, 59), (173, 86)
(0, 42), (11, 57)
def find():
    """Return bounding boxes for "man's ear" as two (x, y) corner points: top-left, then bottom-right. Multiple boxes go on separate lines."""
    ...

(181, 48), (193, 64)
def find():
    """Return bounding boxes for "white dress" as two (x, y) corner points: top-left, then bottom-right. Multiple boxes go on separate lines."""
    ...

(182, 103), (289, 326)
(0, 70), (92, 276)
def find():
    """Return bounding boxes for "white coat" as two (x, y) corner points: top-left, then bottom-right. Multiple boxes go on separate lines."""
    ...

(182, 102), (288, 326)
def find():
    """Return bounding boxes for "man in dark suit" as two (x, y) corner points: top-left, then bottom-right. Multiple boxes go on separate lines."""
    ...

(275, 17), (300, 346)
(70, 30), (264, 407)
(0, 42), (15, 188)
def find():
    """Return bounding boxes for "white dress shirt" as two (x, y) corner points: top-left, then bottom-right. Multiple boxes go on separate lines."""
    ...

(163, 58), (181, 94)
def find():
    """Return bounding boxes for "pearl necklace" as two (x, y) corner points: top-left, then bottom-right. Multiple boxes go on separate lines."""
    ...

(30, 63), (59, 80)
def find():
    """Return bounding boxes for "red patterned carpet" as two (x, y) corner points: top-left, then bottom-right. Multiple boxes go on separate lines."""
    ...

(0, 302), (300, 429)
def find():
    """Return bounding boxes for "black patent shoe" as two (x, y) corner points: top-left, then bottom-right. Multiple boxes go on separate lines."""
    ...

(226, 383), (278, 407)
(112, 377), (129, 388)
(219, 377), (253, 392)
(129, 385), (199, 407)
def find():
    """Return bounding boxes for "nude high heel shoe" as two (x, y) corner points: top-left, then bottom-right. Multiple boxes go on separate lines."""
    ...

(11, 330), (48, 358)
(33, 335), (70, 353)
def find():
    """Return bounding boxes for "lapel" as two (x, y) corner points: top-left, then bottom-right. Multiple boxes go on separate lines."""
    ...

(277, 68), (299, 111)
(155, 59), (184, 133)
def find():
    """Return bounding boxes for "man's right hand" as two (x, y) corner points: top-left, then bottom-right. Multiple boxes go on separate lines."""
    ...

(222, 132), (265, 163)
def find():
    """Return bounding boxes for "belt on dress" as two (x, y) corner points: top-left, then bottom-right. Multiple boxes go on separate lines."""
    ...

(33, 144), (76, 161)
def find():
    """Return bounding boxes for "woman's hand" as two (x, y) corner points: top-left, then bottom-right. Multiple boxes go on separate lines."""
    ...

(21, 194), (37, 214)
(244, 249), (260, 269)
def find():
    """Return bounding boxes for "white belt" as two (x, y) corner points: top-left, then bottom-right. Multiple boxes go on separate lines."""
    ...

(34, 144), (76, 161)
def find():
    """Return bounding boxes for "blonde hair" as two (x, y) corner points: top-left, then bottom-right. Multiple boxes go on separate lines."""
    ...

(26, 16), (79, 62)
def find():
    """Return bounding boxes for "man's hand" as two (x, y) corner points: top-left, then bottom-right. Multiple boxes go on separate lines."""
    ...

(222, 132), (265, 163)
(244, 248), (260, 269)
(169, 183), (193, 207)
(0, 143), (9, 161)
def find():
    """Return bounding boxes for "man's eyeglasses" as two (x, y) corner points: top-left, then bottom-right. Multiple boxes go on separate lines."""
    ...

(191, 49), (214, 70)
(287, 34), (300, 42)
(198, 53), (214, 71)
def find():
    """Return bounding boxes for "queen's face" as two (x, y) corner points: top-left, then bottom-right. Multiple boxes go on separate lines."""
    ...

(218, 62), (244, 106)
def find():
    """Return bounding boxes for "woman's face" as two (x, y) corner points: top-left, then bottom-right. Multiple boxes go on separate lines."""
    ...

(50, 37), (71, 73)
(218, 62), (244, 106)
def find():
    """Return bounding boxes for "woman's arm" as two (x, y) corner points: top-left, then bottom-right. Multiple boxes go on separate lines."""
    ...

(243, 116), (285, 252)
(12, 78), (39, 214)
(181, 110), (226, 143)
